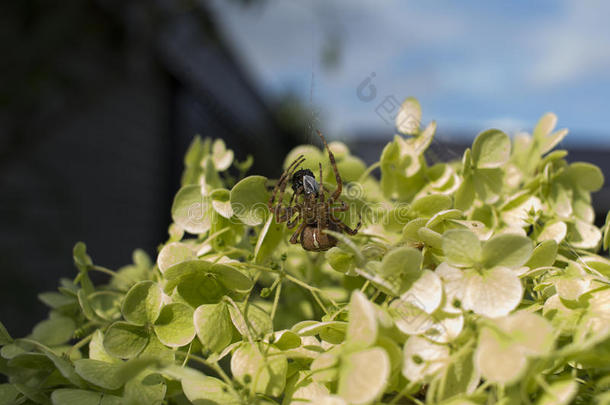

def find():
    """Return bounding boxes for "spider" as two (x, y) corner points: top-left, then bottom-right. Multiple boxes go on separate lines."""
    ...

(268, 130), (361, 251)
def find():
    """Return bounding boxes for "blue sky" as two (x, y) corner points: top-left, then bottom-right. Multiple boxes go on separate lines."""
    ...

(211, 0), (610, 145)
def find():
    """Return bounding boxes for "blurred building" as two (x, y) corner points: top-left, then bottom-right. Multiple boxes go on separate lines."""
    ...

(0, 0), (301, 336)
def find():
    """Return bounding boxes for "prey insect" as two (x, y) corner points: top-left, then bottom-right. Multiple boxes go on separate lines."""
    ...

(268, 130), (361, 251)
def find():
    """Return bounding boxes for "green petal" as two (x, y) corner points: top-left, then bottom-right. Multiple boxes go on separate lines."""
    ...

(124, 372), (166, 405)
(538, 221), (567, 243)
(402, 336), (449, 382)
(535, 379), (578, 405)
(563, 162), (604, 192)
(474, 327), (526, 384)
(230, 175), (270, 226)
(153, 303), (195, 348)
(74, 359), (123, 390)
(379, 246), (422, 280)
(338, 347), (390, 405)
(182, 371), (241, 405)
(230, 343), (287, 397)
(567, 219), (602, 250)
(253, 214), (285, 264)
(194, 303), (233, 353)
(122, 281), (163, 325)
(346, 291), (378, 350)
(442, 229), (481, 267)
(171, 185), (211, 234)
(481, 233), (533, 269)
(526, 240), (558, 269)
(51, 389), (102, 405)
(326, 247), (356, 274)
(499, 312), (555, 356)
(471, 129), (511, 169)
(211, 139), (234, 171)
(229, 302), (273, 339)
(210, 188), (234, 219)
(411, 194), (452, 218)
(463, 267), (523, 318)
(395, 97), (421, 135)
(103, 322), (149, 359)
(157, 242), (196, 274)
(31, 316), (75, 346)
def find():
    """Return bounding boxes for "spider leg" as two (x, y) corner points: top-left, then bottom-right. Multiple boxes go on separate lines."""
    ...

(331, 199), (349, 213)
(317, 130), (342, 202)
(332, 213), (362, 235)
(286, 203), (302, 229)
(268, 155), (305, 209)
(290, 221), (307, 244)
(269, 155), (305, 222)
(318, 162), (325, 203)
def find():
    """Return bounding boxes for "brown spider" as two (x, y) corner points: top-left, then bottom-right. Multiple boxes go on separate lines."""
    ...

(268, 130), (361, 251)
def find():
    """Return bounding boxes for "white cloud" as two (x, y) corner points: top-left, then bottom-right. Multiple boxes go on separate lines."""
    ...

(527, 0), (610, 86)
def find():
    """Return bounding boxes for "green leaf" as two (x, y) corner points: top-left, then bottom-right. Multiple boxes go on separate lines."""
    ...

(74, 359), (124, 390)
(171, 185), (211, 234)
(182, 371), (240, 405)
(38, 292), (76, 309)
(0, 384), (19, 405)
(346, 291), (378, 350)
(230, 343), (287, 397)
(0, 322), (12, 346)
(338, 347), (390, 405)
(31, 316), (75, 346)
(157, 242), (196, 274)
(395, 97), (421, 135)
(153, 303), (196, 348)
(230, 175), (270, 226)
(122, 281), (163, 325)
(442, 229), (481, 267)
(194, 303), (233, 353)
(471, 129), (511, 169)
(481, 234), (533, 269)
(51, 389), (102, 405)
(103, 322), (149, 359)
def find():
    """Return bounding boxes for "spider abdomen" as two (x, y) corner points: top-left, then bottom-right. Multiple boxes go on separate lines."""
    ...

(300, 222), (340, 252)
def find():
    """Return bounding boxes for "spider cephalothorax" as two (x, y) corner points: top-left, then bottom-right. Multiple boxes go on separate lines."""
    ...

(291, 168), (318, 196)
(268, 130), (361, 252)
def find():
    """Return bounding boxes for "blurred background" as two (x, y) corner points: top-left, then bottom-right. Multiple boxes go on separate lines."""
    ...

(1, 0), (609, 336)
